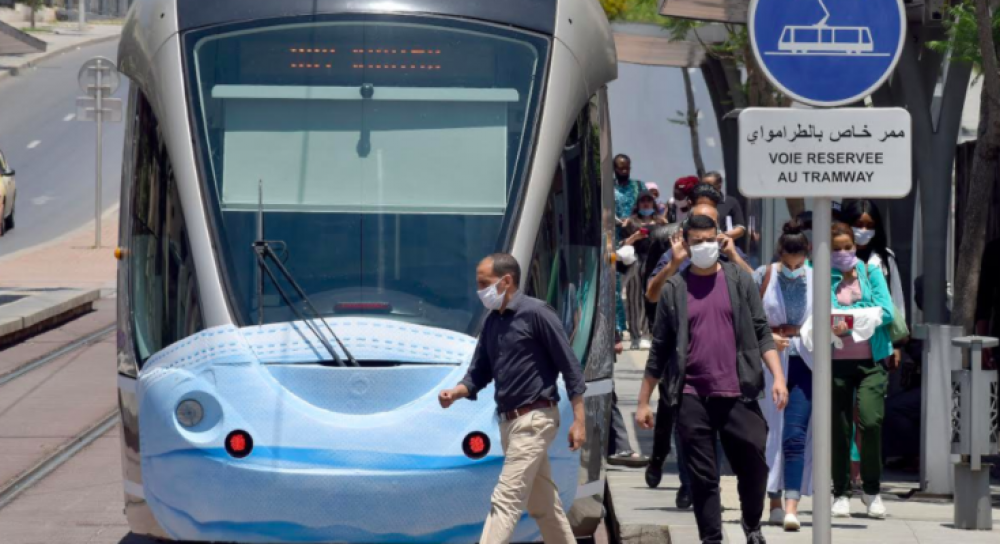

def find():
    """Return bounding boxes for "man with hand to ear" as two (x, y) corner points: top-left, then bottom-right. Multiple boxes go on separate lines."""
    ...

(439, 253), (587, 544)
(635, 215), (787, 544)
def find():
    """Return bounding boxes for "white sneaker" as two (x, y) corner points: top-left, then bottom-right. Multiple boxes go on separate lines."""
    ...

(832, 495), (851, 518)
(639, 338), (652, 350)
(783, 513), (801, 532)
(862, 493), (887, 519)
(768, 507), (785, 526)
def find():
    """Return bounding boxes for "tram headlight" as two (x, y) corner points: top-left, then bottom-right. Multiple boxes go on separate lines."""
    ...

(176, 399), (205, 428)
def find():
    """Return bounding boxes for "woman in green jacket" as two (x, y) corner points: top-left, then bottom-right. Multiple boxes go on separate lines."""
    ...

(828, 222), (894, 520)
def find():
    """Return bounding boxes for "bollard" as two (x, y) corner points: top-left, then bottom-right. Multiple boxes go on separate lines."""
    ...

(949, 336), (999, 530)
(914, 324), (964, 495)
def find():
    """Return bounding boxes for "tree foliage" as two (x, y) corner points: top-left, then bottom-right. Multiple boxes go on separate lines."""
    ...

(927, 0), (1000, 73)
(600, 0), (628, 20)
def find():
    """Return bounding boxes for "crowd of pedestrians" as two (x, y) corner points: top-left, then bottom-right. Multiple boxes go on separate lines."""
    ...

(434, 156), (994, 544)
(612, 163), (909, 543)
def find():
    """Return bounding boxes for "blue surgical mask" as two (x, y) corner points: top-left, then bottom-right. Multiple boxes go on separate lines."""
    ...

(639, 208), (655, 217)
(781, 266), (806, 280)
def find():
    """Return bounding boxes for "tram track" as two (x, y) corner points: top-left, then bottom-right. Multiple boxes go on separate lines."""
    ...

(0, 317), (119, 511)
(0, 323), (115, 388)
(0, 410), (118, 511)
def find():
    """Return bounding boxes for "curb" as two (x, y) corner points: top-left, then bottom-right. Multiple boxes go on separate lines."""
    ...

(0, 31), (121, 84)
(0, 288), (101, 348)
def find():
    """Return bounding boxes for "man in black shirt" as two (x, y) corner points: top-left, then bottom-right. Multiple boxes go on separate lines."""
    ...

(704, 172), (746, 240)
(439, 253), (587, 544)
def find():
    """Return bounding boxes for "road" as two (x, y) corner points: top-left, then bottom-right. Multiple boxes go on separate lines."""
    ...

(0, 40), (126, 256)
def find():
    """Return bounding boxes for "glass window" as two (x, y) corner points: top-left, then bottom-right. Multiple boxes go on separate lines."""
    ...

(130, 92), (204, 364)
(185, 15), (549, 336)
(526, 98), (603, 363)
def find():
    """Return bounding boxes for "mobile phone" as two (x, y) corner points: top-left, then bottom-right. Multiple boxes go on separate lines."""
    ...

(831, 315), (854, 330)
(640, 228), (649, 235)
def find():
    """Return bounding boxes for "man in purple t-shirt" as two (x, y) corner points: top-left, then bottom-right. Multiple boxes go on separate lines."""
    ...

(635, 215), (788, 544)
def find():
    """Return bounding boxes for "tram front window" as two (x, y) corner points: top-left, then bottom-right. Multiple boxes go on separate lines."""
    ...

(186, 16), (547, 336)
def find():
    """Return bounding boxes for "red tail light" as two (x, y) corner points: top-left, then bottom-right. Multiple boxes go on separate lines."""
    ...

(463, 432), (490, 459)
(225, 430), (253, 458)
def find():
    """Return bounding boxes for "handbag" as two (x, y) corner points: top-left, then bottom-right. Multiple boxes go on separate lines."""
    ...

(888, 303), (909, 343)
(864, 264), (909, 343)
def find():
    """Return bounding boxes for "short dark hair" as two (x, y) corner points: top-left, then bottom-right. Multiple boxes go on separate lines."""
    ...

(688, 183), (723, 206)
(487, 253), (521, 286)
(613, 153), (631, 164)
(704, 171), (724, 184)
(683, 214), (718, 241)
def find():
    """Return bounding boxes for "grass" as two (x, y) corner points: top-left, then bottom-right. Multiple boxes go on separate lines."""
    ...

(22, 26), (53, 34)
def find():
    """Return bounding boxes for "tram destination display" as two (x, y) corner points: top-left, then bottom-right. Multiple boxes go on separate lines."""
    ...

(738, 107), (911, 198)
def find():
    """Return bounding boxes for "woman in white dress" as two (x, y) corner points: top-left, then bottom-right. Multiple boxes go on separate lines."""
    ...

(754, 220), (814, 531)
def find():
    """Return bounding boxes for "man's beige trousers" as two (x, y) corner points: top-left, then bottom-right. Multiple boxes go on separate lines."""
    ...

(478, 406), (576, 544)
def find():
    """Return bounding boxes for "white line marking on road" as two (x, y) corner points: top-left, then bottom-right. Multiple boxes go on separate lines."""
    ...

(27, 140), (41, 149)
(31, 195), (53, 206)
(64, 113), (76, 121)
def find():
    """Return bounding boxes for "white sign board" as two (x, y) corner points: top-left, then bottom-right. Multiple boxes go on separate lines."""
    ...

(738, 107), (911, 198)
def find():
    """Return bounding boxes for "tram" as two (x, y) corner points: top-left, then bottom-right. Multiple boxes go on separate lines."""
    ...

(114, 0), (619, 542)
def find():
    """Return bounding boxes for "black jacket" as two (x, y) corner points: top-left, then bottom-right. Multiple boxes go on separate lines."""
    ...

(644, 261), (776, 407)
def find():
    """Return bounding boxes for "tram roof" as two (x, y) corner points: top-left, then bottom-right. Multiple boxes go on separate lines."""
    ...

(174, 0), (559, 35)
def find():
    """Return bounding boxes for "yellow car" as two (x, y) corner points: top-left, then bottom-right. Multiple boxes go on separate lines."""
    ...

(0, 148), (15, 236)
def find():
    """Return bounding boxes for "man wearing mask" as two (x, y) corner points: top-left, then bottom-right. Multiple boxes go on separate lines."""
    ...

(646, 203), (754, 304)
(637, 215), (788, 544)
(703, 172), (746, 240)
(642, 203), (751, 508)
(439, 253), (587, 544)
(669, 176), (700, 224)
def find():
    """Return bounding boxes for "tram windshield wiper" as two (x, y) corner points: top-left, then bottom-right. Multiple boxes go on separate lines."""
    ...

(253, 181), (359, 367)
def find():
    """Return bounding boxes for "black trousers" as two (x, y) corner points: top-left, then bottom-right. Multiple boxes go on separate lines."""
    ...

(651, 383), (674, 462)
(676, 395), (769, 544)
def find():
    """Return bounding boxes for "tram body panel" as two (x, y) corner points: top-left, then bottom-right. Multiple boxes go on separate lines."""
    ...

(116, 0), (618, 541)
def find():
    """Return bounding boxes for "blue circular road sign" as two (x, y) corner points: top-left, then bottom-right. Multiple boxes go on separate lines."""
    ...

(749, 0), (906, 107)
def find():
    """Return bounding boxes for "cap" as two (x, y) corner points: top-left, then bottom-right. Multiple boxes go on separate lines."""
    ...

(645, 182), (660, 193)
(674, 176), (700, 195)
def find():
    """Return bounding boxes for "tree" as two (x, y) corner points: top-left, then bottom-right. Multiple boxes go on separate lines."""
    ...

(670, 68), (707, 178)
(931, 0), (1000, 332)
(23, 0), (45, 29)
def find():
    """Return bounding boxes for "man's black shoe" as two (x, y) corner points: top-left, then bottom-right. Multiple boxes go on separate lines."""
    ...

(644, 458), (663, 488)
(675, 485), (692, 509)
(743, 519), (767, 544)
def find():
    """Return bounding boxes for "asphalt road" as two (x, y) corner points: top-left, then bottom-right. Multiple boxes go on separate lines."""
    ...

(0, 40), (126, 257)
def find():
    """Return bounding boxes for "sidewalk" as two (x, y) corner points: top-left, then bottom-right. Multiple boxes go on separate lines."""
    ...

(0, 22), (121, 82)
(607, 348), (1000, 544)
(0, 211), (118, 291)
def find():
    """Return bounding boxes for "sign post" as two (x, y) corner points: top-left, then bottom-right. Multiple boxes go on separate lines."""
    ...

(745, 1), (909, 543)
(77, 57), (122, 249)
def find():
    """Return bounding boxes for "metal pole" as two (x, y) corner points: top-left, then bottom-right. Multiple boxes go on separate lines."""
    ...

(95, 60), (103, 249)
(811, 198), (832, 544)
(78, 0), (86, 32)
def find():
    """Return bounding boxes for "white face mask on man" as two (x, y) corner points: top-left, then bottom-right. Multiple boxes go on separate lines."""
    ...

(477, 277), (508, 310)
(689, 241), (720, 269)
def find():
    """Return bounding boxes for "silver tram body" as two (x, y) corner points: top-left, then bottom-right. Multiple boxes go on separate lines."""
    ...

(114, 1), (619, 541)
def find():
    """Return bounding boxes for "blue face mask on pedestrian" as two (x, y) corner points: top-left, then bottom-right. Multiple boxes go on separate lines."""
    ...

(781, 266), (806, 280)
(639, 208), (656, 217)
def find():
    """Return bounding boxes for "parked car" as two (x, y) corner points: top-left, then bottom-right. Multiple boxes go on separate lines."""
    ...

(0, 148), (16, 236)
